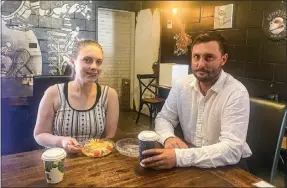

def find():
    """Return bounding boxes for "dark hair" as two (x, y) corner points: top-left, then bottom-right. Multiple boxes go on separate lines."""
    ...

(66, 40), (104, 78)
(191, 32), (227, 55)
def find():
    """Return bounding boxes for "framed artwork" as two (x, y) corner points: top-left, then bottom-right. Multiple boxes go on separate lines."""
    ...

(262, 7), (286, 41)
(214, 4), (234, 29)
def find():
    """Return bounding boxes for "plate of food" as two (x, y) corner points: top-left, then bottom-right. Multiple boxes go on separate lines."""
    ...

(81, 138), (114, 158)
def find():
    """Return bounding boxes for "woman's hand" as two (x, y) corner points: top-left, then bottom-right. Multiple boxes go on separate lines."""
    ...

(61, 137), (82, 153)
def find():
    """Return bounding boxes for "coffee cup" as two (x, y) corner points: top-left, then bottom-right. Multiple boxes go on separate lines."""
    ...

(138, 131), (159, 167)
(41, 148), (67, 184)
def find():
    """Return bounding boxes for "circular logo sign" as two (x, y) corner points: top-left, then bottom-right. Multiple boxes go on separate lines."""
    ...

(263, 8), (286, 40)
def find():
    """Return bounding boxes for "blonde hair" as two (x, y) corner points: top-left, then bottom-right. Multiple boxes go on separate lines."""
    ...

(67, 40), (104, 78)
(70, 40), (104, 60)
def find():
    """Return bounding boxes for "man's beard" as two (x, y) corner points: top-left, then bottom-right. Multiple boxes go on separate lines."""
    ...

(192, 66), (222, 83)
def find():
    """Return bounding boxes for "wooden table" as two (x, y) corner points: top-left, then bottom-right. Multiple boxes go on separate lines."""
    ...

(2, 149), (265, 187)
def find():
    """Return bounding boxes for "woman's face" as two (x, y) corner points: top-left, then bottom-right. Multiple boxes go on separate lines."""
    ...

(73, 45), (103, 83)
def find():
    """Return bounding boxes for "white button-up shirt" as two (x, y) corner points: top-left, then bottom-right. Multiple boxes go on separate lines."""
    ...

(155, 70), (252, 168)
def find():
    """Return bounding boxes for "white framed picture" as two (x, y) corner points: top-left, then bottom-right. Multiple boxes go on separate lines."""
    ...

(214, 4), (234, 29)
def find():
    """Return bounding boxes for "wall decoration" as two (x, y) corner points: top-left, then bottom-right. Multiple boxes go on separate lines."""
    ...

(1, 41), (13, 76)
(172, 8), (192, 56)
(5, 48), (33, 77)
(1, 18), (42, 77)
(47, 26), (81, 75)
(43, 2), (92, 75)
(1, 0), (93, 76)
(174, 24), (191, 56)
(1, 42), (12, 57)
(214, 4), (234, 29)
(262, 6), (286, 41)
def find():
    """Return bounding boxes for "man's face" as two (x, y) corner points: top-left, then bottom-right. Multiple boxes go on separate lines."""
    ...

(191, 41), (228, 83)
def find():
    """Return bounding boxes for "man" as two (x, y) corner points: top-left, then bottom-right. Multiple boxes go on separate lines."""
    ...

(141, 32), (252, 170)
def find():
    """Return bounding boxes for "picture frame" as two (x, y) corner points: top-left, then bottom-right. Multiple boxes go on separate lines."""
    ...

(214, 4), (234, 29)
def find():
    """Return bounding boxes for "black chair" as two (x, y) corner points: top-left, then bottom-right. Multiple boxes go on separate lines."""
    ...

(32, 75), (71, 149)
(136, 74), (165, 130)
(33, 75), (71, 109)
(246, 97), (287, 184)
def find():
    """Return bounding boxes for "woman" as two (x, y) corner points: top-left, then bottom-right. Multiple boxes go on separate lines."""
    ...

(34, 40), (119, 153)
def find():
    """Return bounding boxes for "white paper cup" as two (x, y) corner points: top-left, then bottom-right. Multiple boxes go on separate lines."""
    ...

(41, 148), (67, 184)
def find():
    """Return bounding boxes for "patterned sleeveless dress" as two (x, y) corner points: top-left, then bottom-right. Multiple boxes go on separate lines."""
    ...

(53, 82), (109, 142)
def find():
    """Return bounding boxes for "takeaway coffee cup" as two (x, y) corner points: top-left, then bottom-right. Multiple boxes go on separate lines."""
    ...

(41, 148), (67, 184)
(138, 131), (159, 167)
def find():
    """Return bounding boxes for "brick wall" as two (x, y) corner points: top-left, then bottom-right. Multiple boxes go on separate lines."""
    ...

(143, 1), (287, 102)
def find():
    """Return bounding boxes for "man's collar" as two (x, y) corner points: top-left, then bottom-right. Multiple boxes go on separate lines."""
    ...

(190, 70), (227, 94)
(210, 70), (226, 93)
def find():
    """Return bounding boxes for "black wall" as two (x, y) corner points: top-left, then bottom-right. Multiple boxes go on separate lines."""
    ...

(143, 1), (287, 102)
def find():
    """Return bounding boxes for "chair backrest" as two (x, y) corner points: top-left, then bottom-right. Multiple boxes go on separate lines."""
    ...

(32, 75), (71, 125)
(137, 74), (158, 100)
(246, 97), (287, 181)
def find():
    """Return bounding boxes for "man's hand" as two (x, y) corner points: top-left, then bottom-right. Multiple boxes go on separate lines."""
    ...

(164, 137), (188, 149)
(140, 149), (176, 170)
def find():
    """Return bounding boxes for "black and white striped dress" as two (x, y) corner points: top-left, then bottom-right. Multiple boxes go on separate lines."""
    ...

(53, 82), (109, 142)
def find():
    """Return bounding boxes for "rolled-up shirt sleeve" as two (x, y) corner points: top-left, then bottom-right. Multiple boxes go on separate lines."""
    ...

(174, 90), (251, 168)
(154, 83), (181, 145)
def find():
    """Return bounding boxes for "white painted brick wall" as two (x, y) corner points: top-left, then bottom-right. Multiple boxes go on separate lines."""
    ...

(97, 8), (135, 99)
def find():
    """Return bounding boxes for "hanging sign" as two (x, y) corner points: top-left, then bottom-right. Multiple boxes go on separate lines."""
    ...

(263, 7), (286, 40)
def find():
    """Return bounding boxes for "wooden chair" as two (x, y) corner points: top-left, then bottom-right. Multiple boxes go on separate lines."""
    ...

(136, 74), (165, 130)
(246, 97), (287, 184)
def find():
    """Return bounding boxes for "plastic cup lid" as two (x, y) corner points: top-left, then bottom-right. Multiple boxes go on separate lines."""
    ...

(138, 131), (158, 141)
(41, 148), (67, 161)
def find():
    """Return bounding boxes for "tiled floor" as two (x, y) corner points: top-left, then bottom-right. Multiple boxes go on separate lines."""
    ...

(117, 110), (286, 187)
